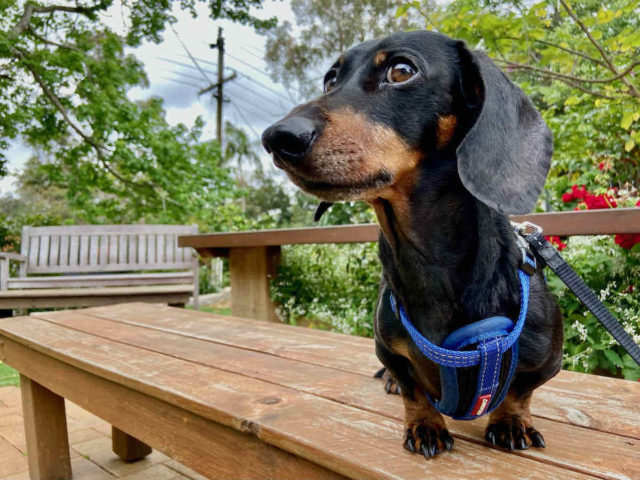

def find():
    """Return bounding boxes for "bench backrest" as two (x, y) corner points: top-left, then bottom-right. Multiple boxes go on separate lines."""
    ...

(20, 224), (198, 275)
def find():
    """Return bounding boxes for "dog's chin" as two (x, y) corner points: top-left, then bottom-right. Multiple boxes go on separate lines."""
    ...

(285, 169), (394, 202)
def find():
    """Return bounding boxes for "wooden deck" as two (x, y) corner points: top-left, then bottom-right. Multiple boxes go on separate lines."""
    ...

(1, 303), (639, 479)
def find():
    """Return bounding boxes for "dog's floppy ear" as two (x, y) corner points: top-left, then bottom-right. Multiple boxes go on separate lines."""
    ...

(455, 43), (553, 215)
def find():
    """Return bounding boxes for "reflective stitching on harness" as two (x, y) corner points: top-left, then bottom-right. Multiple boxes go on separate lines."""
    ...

(389, 252), (534, 420)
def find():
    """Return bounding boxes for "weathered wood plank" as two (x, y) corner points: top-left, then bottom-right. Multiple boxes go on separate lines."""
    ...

(27, 236), (39, 269)
(79, 235), (89, 266)
(68, 235), (79, 266)
(137, 234), (146, 264)
(25, 261), (195, 274)
(112, 427), (152, 461)
(35, 310), (640, 480)
(89, 235), (99, 265)
(109, 235), (118, 264)
(229, 246), (281, 322)
(49, 235), (59, 267)
(24, 224), (198, 235)
(7, 272), (193, 289)
(0, 316), (599, 480)
(20, 374), (72, 480)
(59, 235), (69, 266)
(38, 235), (49, 267)
(82, 303), (640, 441)
(148, 234), (156, 264)
(128, 234), (137, 264)
(178, 209), (640, 254)
(4, 338), (346, 480)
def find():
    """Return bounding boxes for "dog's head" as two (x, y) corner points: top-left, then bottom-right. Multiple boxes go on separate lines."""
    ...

(262, 31), (552, 215)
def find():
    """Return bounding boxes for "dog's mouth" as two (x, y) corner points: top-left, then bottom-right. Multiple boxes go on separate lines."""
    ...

(284, 168), (394, 202)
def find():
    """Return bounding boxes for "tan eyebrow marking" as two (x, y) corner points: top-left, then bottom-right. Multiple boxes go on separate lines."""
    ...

(338, 54), (346, 65)
(373, 51), (388, 67)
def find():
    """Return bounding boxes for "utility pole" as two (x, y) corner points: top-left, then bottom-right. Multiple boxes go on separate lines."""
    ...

(199, 27), (236, 146)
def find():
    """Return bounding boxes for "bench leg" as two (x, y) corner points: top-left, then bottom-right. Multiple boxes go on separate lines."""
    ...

(20, 374), (72, 480)
(112, 426), (152, 462)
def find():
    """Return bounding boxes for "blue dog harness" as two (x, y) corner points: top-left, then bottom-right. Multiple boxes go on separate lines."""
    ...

(389, 237), (536, 420)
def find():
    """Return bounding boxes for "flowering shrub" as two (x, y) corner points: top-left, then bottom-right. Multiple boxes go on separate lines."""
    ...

(548, 235), (640, 380)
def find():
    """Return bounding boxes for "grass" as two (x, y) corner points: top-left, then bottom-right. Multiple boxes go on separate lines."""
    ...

(0, 362), (19, 387)
(197, 306), (232, 316)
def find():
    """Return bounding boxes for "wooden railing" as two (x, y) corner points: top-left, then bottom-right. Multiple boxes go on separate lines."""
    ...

(179, 208), (640, 322)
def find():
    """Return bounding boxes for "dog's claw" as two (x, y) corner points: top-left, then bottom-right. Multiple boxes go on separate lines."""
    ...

(485, 418), (543, 451)
(485, 430), (496, 446)
(528, 428), (546, 448)
(404, 424), (452, 459)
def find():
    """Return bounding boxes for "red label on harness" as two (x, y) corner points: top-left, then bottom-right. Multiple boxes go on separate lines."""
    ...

(471, 394), (492, 416)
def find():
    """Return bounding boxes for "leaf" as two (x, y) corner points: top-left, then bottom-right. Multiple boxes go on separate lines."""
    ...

(564, 96), (582, 106)
(603, 350), (624, 368)
(620, 111), (635, 129)
(624, 138), (635, 152)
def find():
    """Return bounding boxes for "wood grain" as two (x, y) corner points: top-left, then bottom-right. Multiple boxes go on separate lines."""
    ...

(179, 208), (640, 254)
(111, 426), (152, 461)
(78, 304), (640, 441)
(5, 339), (347, 480)
(0, 315), (600, 480)
(229, 246), (281, 322)
(35, 309), (640, 480)
(20, 374), (72, 480)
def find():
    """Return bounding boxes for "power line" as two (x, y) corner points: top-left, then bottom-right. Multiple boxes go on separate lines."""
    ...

(158, 57), (219, 77)
(225, 94), (283, 123)
(162, 76), (201, 88)
(234, 44), (266, 62)
(171, 25), (213, 83)
(168, 68), (288, 113)
(229, 99), (260, 138)
(176, 52), (298, 105)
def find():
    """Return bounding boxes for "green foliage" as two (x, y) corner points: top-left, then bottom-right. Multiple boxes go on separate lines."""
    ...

(0, 1), (274, 226)
(271, 242), (380, 336)
(0, 362), (19, 387)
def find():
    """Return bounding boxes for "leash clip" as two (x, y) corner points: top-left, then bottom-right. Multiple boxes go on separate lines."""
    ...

(514, 226), (538, 276)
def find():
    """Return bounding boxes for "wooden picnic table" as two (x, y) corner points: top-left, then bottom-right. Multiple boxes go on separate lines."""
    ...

(1, 302), (638, 479)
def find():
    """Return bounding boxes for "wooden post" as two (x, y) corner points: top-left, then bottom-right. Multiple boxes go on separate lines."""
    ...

(229, 246), (281, 322)
(112, 426), (152, 462)
(20, 374), (72, 480)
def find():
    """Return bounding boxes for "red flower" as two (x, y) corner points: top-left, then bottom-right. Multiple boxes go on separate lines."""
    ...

(571, 185), (588, 199)
(615, 234), (640, 250)
(583, 193), (616, 209)
(598, 162), (605, 170)
(546, 235), (567, 251)
(561, 192), (573, 202)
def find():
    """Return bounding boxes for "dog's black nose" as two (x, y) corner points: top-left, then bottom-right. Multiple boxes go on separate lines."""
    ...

(262, 117), (316, 164)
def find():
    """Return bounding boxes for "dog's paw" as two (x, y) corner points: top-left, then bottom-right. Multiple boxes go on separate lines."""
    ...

(484, 416), (545, 451)
(374, 367), (401, 395)
(403, 422), (453, 458)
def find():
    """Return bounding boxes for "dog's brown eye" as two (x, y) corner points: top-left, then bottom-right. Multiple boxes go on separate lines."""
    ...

(386, 62), (416, 84)
(324, 74), (337, 93)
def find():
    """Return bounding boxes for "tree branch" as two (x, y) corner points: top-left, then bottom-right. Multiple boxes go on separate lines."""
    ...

(27, 26), (83, 53)
(11, 2), (105, 37)
(496, 60), (621, 100)
(559, 0), (639, 98)
(498, 59), (640, 85)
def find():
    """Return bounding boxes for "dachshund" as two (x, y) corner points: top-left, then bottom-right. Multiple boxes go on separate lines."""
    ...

(262, 30), (563, 458)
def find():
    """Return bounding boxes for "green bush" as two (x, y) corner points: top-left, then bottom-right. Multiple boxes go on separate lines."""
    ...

(271, 243), (380, 337)
(271, 236), (640, 379)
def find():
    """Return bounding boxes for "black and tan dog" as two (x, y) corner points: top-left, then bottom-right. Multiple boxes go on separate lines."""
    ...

(262, 30), (563, 458)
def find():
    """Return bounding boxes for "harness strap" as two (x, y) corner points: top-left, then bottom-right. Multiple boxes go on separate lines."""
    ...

(389, 254), (534, 420)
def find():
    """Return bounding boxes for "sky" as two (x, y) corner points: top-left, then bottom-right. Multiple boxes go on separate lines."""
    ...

(1, 0), (315, 195)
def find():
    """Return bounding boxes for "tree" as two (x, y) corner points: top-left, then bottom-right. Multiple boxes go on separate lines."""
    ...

(263, 0), (420, 99)
(0, 1), (276, 223)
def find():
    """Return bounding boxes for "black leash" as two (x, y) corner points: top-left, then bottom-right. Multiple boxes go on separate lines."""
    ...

(515, 222), (640, 367)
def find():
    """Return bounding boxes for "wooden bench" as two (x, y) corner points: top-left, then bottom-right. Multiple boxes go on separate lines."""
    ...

(0, 224), (199, 311)
(178, 208), (640, 322)
(0, 303), (638, 479)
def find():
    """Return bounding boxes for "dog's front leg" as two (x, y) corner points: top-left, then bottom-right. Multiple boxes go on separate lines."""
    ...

(402, 385), (454, 457)
(376, 343), (454, 457)
(484, 390), (546, 451)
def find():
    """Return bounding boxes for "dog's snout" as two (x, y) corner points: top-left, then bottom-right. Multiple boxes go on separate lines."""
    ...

(262, 117), (317, 165)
